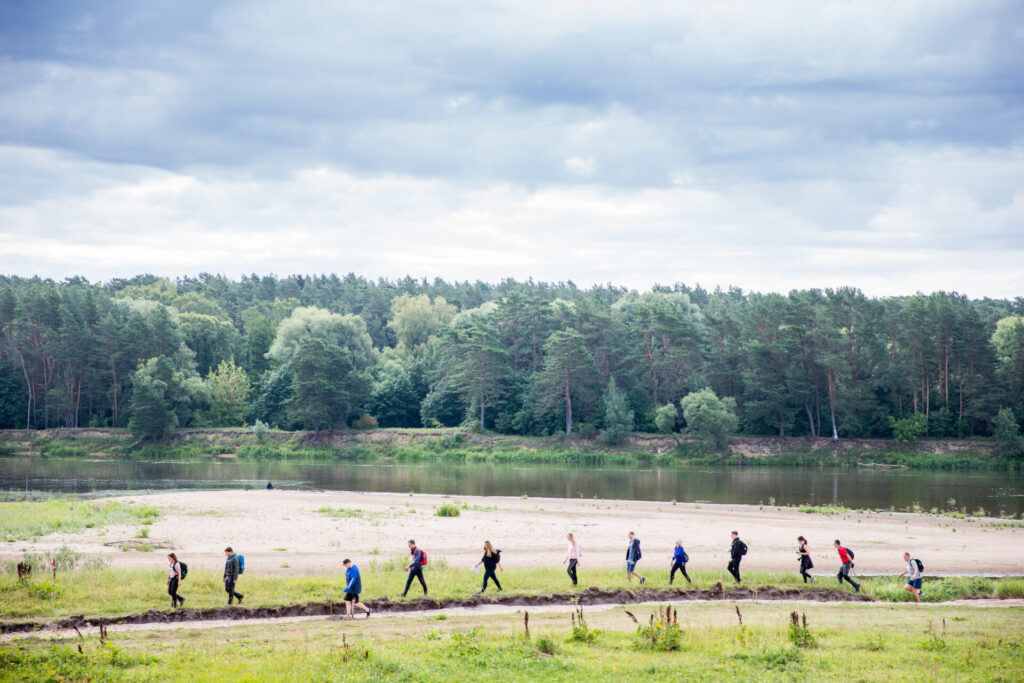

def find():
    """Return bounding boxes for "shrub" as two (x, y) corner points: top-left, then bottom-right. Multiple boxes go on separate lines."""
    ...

(601, 378), (634, 445)
(632, 605), (682, 651)
(680, 388), (737, 449)
(436, 504), (461, 517)
(569, 606), (601, 643)
(888, 413), (927, 443)
(654, 403), (678, 434)
(788, 612), (816, 648)
(534, 635), (560, 655)
(351, 414), (379, 430)
(253, 419), (269, 442)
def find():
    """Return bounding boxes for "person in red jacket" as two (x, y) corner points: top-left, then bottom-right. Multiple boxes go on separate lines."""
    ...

(833, 539), (860, 592)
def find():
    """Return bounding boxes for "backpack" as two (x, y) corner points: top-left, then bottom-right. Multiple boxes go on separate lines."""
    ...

(682, 551), (690, 564)
(634, 540), (642, 561)
(179, 562), (188, 580)
(739, 541), (748, 556)
(420, 550), (428, 566)
(237, 554), (245, 574)
(914, 558), (924, 572)
(846, 548), (855, 560)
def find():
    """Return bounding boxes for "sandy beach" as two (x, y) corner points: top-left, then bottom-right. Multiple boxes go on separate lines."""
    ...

(5, 490), (1022, 576)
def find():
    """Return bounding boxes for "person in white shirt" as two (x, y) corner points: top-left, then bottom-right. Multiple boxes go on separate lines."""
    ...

(166, 553), (184, 608)
(563, 533), (582, 586)
(900, 552), (923, 603)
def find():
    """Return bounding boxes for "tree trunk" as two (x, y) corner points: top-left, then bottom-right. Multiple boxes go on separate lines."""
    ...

(805, 399), (816, 438)
(479, 391), (485, 430)
(564, 376), (572, 436)
(829, 401), (838, 440)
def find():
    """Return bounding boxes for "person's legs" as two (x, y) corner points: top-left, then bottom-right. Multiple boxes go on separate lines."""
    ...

(168, 578), (178, 607)
(414, 567), (428, 594)
(567, 559), (578, 586)
(355, 601), (370, 615)
(402, 569), (416, 596)
(681, 563), (691, 583)
(670, 561), (681, 584)
(345, 600), (353, 617)
(481, 569), (492, 592)
(490, 569), (502, 591)
(800, 566), (810, 583)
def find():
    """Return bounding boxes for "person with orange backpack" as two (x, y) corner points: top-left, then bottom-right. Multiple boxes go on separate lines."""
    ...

(401, 539), (428, 597)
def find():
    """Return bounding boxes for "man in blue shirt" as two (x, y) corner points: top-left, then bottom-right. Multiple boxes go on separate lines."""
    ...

(343, 559), (371, 619)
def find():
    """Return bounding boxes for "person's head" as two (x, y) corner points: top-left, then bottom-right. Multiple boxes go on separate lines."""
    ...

(167, 552), (178, 563)
(675, 540), (682, 547)
(483, 540), (495, 556)
(343, 558), (352, 567)
(797, 536), (806, 543)
(731, 531), (738, 539)
(628, 531), (635, 539)
(408, 540), (416, 549)
(224, 546), (234, 556)
(567, 532), (575, 544)
(834, 540), (841, 547)
(903, 552), (910, 561)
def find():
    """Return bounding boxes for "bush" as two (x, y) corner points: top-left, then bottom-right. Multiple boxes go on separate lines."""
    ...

(888, 413), (927, 443)
(994, 408), (1024, 457)
(601, 378), (634, 445)
(253, 419), (269, 442)
(436, 504), (461, 517)
(533, 635), (560, 655)
(351, 413), (379, 430)
(788, 612), (816, 648)
(654, 403), (678, 434)
(680, 388), (737, 449)
(632, 606), (682, 651)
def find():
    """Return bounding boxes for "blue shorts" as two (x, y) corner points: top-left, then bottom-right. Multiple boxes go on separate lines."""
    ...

(907, 578), (922, 590)
(627, 561), (637, 572)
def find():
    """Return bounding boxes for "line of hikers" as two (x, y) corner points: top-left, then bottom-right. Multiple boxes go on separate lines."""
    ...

(164, 532), (927, 615)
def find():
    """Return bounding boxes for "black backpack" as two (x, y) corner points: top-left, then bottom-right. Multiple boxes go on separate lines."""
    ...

(914, 558), (924, 572)
(739, 541), (748, 556)
(634, 540), (642, 560)
(179, 562), (188, 580)
(847, 548), (854, 560)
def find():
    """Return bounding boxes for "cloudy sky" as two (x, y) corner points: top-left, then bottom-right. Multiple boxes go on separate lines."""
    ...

(1, 1), (1021, 297)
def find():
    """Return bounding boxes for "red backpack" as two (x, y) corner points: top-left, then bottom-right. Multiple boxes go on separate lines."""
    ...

(420, 550), (428, 566)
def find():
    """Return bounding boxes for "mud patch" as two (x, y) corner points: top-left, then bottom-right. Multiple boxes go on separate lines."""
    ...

(0, 585), (870, 635)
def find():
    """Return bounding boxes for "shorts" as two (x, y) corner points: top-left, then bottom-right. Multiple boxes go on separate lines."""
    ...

(627, 561), (637, 572)
(344, 591), (360, 602)
(907, 578), (922, 590)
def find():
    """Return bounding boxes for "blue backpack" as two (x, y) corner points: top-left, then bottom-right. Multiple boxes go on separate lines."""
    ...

(237, 554), (245, 575)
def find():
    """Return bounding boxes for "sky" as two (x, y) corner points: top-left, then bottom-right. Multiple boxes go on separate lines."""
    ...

(0, 0), (1022, 298)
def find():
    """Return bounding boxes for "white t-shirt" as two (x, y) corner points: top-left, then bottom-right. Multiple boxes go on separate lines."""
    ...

(168, 561), (181, 579)
(906, 559), (921, 581)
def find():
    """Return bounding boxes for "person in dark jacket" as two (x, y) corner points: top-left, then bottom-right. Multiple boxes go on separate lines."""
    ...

(342, 559), (371, 618)
(727, 531), (745, 583)
(474, 540), (503, 593)
(166, 553), (185, 608)
(401, 540), (428, 597)
(669, 540), (691, 584)
(223, 547), (244, 605)
(625, 532), (646, 584)
(797, 536), (815, 583)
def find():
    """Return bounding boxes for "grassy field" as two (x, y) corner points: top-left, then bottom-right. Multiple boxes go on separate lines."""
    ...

(3, 561), (1023, 621)
(2, 600), (1022, 681)
(0, 500), (160, 543)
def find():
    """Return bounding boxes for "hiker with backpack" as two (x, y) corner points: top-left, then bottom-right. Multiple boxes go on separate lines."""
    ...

(727, 531), (747, 583)
(342, 559), (371, 618)
(900, 552), (924, 603)
(833, 540), (860, 592)
(474, 540), (503, 593)
(669, 540), (691, 584)
(797, 536), (815, 584)
(224, 546), (244, 605)
(401, 539), (428, 597)
(166, 553), (186, 608)
(625, 531), (646, 584)
(563, 532), (582, 587)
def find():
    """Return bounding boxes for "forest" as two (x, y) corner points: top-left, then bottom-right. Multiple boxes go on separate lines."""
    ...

(0, 273), (1022, 446)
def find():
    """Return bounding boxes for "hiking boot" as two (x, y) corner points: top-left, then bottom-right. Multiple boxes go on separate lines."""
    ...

(640, 576), (646, 585)
(237, 595), (244, 604)
(365, 608), (372, 619)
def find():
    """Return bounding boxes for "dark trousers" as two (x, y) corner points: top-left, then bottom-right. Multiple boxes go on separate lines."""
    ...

(225, 579), (243, 604)
(800, 559), (814, 583)
(670, 562), (691, 584)
(403, 566), (427, 595)
(168, 577), (183, 606)
(566, 559), (578, 586)
(837, 562), (860, 590)
(481, 568), (501, 592)
(727, 556), (742, 582)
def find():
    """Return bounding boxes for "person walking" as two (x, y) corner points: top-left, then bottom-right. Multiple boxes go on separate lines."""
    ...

(833, 540), (860, 592)
(797, 536), (815, 584)
(167, 553), (185, 608)
(223, 547), (244, 605)
(727, 531), (746, 583)
(401, 540), (428, 597)
(669, 540), (691, 584)
(474, 541), (503, 593)
(563, 533), (582, 587)
(625, 532), (646, 584)
(342, 559), (371, 618)
(900, 552), (923, 603)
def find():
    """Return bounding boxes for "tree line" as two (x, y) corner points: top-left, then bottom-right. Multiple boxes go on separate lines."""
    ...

(1, 274), (1022, 446)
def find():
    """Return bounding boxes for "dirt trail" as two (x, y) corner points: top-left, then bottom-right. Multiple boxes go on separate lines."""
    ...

(0, 585), (876, 636)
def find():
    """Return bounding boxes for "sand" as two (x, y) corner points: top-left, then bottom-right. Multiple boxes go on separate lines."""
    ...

(4, 490), (1022, 576)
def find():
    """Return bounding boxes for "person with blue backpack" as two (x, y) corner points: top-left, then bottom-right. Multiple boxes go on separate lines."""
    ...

(342, 558), (371, 618)
(625, 531), (646, 584)
(669, 540), (691, 584)
(223, 546), (244, 605)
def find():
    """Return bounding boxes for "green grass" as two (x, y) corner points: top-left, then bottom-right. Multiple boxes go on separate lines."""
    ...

(3, 564), (1023, 621)
(0, 499), (159, 542)
(1, 601), (1022, 681)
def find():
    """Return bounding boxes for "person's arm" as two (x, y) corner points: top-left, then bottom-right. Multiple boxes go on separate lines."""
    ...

(345, 572), (355, 592)
(498, 562), (503, 571)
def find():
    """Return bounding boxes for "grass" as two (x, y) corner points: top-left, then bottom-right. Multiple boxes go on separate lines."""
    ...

(1, 601), (1022, 681)
(0, 499), (159, 542)
(3, 564), (1023, 621)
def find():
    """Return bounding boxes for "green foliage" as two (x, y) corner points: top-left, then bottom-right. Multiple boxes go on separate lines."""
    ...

(205, 360), (251, 427)
(680, 387), (738, 449)
(253, 419), (269, 442)
(533, 635), (561, 655)
(888, 413), (927, 443)
(601, 377), (634, 444)
(787, 611), (816, 648)
(286, 337), (372, 430)
(994, 407), (1024, 457)
(632, 605), (682, 651)
(351, 413), (379, 430)
(0, 501), (159, 542)
(533, 329), (602, 436)
(436, 503), (461, 517)
(569, 606), (601, 643)
(654, 403), (678, 434)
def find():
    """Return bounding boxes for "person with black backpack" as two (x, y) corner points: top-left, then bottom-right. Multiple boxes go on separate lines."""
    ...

(166, 553), (186, 608)
(727, 531), (747, 583)
(669, 540), (691, 584)
(224, 546), (244, 605)
(401, 539), (428, 597)
(900, 552), (924, 603)
(625, 532), (646, 584)
(474, 540), (503, 593)
(833, 540), (860, 592)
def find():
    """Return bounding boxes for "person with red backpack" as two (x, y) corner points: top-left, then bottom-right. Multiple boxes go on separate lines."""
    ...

(401, 539), (428, 597)
(833, 540), (860, 592)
